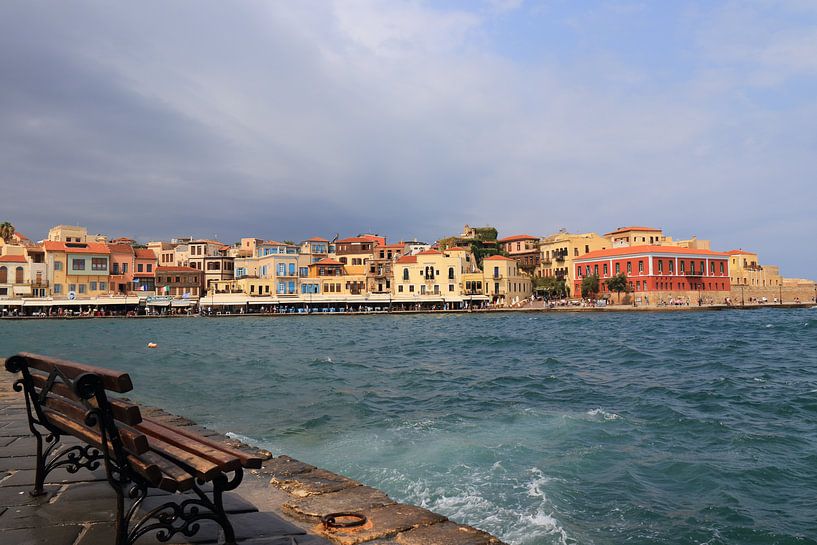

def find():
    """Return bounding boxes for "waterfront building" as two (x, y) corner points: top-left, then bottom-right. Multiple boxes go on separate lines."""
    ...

(573, 246), (731, 302)
(482, 255), (533, 304)
(43, 241), (111, 299)
(334, 236), (381, 267)
(367, 243), (404, 294)
(0, 253), (30, 299)
(299, 237), (330, 263)
(538, 231), (610, 294)
(47, 225), (89, 244)
(497, 234), (540, 275)
(605, 226), (668, 247)
(107, 243), (135, 295)
(147, 241), (177, 267)
(727, 250), (781, 288)
(134, 248), (157, 293)
(155, 266), (203, 297)
(393, 248), (482, 302)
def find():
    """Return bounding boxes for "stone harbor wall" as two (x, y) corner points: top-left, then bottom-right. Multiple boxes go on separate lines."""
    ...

(0, 372), (506, 545)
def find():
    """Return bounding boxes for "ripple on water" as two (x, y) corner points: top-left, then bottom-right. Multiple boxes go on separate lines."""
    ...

(1, 310), (816, 545)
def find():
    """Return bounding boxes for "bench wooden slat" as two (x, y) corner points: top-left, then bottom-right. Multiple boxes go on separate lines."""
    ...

(30, 371), (142, 425)
(146, 435), (222, 479)
(139, 451), (194, 492)
(18, 352), (133, 393)
(42, 404), (149, 455)
(144, 418), (263, 469)
(43, 410), (164, 488)
(136, 420), (241, 473)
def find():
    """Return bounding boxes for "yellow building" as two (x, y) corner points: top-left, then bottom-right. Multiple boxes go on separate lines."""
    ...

(538, 231), (609, 294)
(482, 255), (532, 305)
(727, 250), (782, 288)
(43, 241), (111, 299)
(393, 248), (481, 300)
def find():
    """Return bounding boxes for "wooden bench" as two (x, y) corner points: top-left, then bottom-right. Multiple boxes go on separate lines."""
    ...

(4, 352), (262, 545)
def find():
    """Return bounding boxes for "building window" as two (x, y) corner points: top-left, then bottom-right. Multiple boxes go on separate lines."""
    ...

(657, 260), (663, 274)
(54, 284), (62, 294)
(626, 262), (632, 274)
(615, 263), (620, 274)
(300, 267), (308, 277)
(69, 284), (76, 292)
(72, 259), (86, 271)
(137, 264), (144, 273)
(122, 262), (128, 273)
(78, 284), (86, 294)
(638, 261), (644, 273)
(668, 261), (674, 273)
(92, 258), (107, 271)
(409, 285), (414, 292)
(402, 269), (409, 281)
(54, 261), (62, 271)
(680, 261), (685, 274)
(448, 267), (455, 280)
(99, 282), (107, 291)
(90, 281), (97, 291)
(147, 264), (153, 272)
(720, 262), (724, 274)
(603, 264), (608, 276)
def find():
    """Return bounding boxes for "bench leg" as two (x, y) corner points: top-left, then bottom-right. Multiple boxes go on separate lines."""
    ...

(122, 470), (243, 545)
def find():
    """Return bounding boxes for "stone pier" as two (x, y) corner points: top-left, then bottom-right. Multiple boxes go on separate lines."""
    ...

(0, 373), (505, 545)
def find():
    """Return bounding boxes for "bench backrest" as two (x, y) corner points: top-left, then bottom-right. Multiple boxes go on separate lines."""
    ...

(5, 352), (148, 453)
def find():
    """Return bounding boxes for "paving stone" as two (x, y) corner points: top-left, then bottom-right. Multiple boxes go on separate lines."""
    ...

(0, 437), (39, 458)
(395, 521), (500, 545)
(2, 524), (83, 545)
(0, 455), (35, 472)
(228, 511), (307, 540)
(77, 522), (219, 544)
(0, 436), (18, 447)
(262, 456), (316, 480)
(272, 469), (358, 498)
(137, 491), (258, 515)
(56, 481), (116, 502)
(242, 536), (333, 545)
(314, 504), (446, 545)
(284, 486), (394, 520)
(2, 467), (107, 487)
(0, 497), (114, 528)
(0, 424), (32, 437)
(0, 484), (59, 506)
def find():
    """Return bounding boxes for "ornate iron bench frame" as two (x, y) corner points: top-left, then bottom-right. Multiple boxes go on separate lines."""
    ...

(6, 354), (250, 545)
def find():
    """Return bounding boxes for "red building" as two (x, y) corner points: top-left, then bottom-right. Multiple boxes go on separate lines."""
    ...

(573, 246), (731, 299)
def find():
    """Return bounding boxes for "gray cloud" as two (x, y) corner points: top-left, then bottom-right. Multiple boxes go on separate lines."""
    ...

(1, 1), (815, 277)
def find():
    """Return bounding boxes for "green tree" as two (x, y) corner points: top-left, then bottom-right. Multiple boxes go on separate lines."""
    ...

(581, 274), (600, 299)
(535, 276), (567, 299)
(605, 273), (629, 303)
(0, 222), (15, 243)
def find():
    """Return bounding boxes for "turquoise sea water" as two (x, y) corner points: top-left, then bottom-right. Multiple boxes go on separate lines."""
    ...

(2, 310), (816, 544)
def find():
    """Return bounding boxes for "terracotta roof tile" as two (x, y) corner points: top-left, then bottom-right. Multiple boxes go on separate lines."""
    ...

(416, 249), (443, 256)
(396, 255), (417, 264)
(604, 226), (662, 236)
(42, 241), (111, 254)
(497, 234), (538, 243)
(0, 254), (27, 263)
(483, 255), (515, 261)
(134, 249), (157, 259)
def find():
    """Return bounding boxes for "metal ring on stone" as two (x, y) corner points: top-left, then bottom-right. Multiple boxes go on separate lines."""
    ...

(321, 512), (367, 529)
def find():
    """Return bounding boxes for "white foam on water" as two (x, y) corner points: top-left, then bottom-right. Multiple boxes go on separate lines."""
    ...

(765, 324), (774, 328)
(587, 408), (622, 421)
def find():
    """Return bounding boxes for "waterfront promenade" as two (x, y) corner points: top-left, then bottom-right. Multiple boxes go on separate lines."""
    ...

(0, 370), (505, 544)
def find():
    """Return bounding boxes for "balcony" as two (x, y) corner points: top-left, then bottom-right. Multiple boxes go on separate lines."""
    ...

(554, 255), (565, 262)
(542, 258), (552, 265)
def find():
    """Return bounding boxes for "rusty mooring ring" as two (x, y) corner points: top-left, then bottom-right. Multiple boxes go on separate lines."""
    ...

(321, 512), (368, 529)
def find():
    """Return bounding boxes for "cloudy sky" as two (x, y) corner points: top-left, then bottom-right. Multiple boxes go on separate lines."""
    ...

(1, 1), (816, 276)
